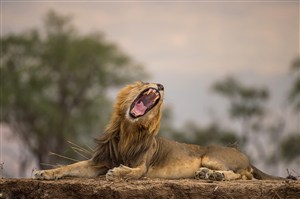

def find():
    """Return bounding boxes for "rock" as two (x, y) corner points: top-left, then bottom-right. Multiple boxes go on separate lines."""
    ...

(1, 177), (300, 199)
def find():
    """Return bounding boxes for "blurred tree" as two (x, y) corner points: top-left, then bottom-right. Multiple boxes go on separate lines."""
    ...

(212, 77), (269, 159)
(159, 98), (240, 148)
(277, 57), (300, 163)
(280, 134), (300, 162)
(288, 57), (300, 111)
(159, 105), (177, 138)
(181, 122), (240, 147)
(0, 10), (147, 169)
(160, 107), (240, 148)
(212, 77), (269, 121)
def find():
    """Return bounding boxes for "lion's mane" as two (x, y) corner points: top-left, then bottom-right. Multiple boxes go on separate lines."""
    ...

(92, 82), (162, 169)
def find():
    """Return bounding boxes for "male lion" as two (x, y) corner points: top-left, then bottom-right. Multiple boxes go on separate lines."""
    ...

(34, 82), (283, 181)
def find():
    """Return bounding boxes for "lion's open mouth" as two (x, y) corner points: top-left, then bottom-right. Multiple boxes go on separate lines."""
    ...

(130, 88), (161, 118)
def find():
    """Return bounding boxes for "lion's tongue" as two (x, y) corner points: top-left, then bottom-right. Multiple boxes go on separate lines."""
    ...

(133, 101), (147, 116)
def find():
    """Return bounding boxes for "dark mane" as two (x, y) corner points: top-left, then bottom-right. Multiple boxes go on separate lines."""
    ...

(92, 123), (155, 168)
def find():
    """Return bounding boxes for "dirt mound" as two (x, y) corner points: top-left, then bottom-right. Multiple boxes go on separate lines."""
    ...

(1, 177), (300, 199)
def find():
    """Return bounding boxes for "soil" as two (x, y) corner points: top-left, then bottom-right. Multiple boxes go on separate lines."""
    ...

(1, 177), (300, 199)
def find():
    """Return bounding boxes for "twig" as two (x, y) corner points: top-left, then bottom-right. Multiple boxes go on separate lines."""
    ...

(67, 141), (93, 154)
(39, 163), (58, 168)
(84, 143), (94, 152)
(274, 192), (282, 199)
(49, 152), (79, 162)
(31, 168), (37, 178)
(70, 146), (91, 156)
(71, 148), (90, 160)
(286, 168), (299, 180)
(0, 162), (4, 179)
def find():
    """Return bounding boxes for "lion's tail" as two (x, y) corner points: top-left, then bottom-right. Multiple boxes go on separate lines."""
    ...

(251, 164), (285, 180)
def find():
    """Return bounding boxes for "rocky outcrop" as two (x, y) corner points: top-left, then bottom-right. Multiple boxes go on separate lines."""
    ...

(1, 178), (300, 199)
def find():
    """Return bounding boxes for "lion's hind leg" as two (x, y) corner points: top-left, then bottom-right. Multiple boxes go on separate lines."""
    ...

(195, 167), (252, 181)
(220, 169), (252, 180)
(197, 148), (253, 181)
(195, 167), (225, 181)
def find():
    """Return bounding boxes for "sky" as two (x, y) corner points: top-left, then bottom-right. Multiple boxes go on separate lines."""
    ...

(1, 1), (299, 177)
(2, 1), (299, 128)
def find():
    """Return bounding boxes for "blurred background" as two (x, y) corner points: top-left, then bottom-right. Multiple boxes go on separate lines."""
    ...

(1, 1), (299, 178)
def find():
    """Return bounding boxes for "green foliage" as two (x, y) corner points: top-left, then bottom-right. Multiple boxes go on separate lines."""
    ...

(280, 133), (300, 162)
(164, 121), (240, 147)
(289, 57), (300, 111)
(212, 77), (269, 119)
(159, 106), (240, 147)
(183, 122), (240, 146)
(211, 76), (271, 162)
(0, 10), (147, 168)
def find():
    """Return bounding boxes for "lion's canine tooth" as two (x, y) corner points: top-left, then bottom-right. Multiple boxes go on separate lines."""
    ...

(146, 89), (152, 95)
(153, 96), (160, 102)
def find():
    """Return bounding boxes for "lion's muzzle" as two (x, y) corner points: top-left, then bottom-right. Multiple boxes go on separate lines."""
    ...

(129, 83), (163, 118)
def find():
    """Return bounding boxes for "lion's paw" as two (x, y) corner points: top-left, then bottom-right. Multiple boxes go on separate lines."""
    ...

(208, 171), (224, 181)
(106, 164), (131, 181)
(195, 167), (211, 180)
(106, 169), (118, 181)
(34, 170), (60, 180)
(195, 167), (224, 181)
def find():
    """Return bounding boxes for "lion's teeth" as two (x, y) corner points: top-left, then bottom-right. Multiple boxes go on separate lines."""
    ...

(146, 89), (152, 95)
(153, 96), (160, 102)
(145, 88), (159, 96)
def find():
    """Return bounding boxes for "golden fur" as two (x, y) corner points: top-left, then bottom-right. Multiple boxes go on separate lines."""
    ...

(34, 82), (283, 181)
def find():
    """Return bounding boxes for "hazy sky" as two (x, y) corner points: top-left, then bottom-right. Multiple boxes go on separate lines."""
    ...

(2, 1), (299, 128)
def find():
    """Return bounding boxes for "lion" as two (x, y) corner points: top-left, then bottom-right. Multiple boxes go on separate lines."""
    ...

(34, 81), (283, 181)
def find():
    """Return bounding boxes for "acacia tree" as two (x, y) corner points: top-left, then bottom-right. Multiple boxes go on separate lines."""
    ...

(0, 11), (147, 170)
(212, 77), (269, 159)
(278, 57), (300, 163)
(288, 57), (300, 111)
(159, 106), (239, 147)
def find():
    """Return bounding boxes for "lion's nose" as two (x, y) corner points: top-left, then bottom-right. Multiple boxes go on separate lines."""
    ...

(157, 83), (164, 91)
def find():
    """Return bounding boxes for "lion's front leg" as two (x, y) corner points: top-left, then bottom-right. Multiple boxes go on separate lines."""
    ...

(34, 160), (103, 180)
(106, 164), (147, 180)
